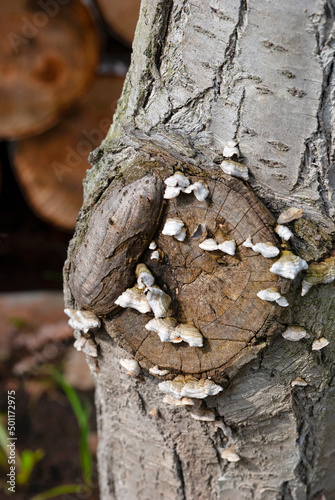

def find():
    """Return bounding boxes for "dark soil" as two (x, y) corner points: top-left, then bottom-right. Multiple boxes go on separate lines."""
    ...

(0, 381), (99, 499)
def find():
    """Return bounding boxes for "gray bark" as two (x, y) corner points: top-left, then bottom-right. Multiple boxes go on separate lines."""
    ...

(64, 0), (335, 498)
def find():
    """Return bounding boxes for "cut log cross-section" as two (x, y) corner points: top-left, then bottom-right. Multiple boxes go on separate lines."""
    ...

(67, 155), (289, 382)
(0, 0), (100, 139)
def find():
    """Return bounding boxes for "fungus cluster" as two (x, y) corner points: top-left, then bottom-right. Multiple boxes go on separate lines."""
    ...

(115, 263), (204, 347)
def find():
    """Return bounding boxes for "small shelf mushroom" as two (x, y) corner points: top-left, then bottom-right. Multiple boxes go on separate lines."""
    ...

(159, 375), (223, 400)
(64, 308), (100, 333)
(220, 160), (249, 180)
(270, 251), (308, 279)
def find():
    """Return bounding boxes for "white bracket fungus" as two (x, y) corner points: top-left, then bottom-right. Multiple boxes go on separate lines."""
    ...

(149, 366), (170, 377)
(163, 173), (209, 201)
(64, 308), (101, 333)
(291, 377), (308, 387)
(242, 238), (279, 258)
(220, 447), (241, 462)
(220, 160), (249, 180)
(136, 263), (155, 289)
(223, 141), (239, 158)
(158, 375), (223, 400)
(145, 318), (181, 343)
(199, 238), (236, 256)
(119, 358), (141, 377)
(301, 257), (335, 296)
(257, 287), (289, 307)
(275, 224), (293, 241)
(150, 250), (160, 261)
(190, 407), (216, 422)
(145, 285), (172, 318)
(312, 338), (329, 351)
(282, 326), (308, 341)
(163, 395), (201, 407)
(270, 251), (308, 279)
(277, 207), (303, 224)
(114, 285), (151, 314)
(73, 330), (98, 357)
(162, 218), (186, 241)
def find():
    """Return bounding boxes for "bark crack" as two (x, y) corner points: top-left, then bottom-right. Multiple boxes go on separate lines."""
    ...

(173, 445), (186, 500)
(292, 0), (335, 219)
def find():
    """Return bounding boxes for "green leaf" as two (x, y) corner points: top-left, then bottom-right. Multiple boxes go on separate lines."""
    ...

(17, 449), (44, 485)
(51, 370), (93, 485)
(31, 483), (89, 500)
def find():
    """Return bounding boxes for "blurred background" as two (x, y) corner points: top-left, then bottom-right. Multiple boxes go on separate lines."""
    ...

(0, 1), (140, 498)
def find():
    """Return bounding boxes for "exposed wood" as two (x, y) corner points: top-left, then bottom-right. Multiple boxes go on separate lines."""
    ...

(96, 0), (141, 44)
(12, 75), (124, 230)
(0, 0), (100, 139)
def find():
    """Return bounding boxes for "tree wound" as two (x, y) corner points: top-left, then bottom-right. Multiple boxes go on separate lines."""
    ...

(100, 174), (288, 380)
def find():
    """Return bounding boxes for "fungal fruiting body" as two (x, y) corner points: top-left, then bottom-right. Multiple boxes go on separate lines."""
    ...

(256, 287), (289, 307)
(256, 288), (281, 302)
(242, 238), (279, 258)
(276, 296), (289, 307)
(218, 240), (236, 256)
(282, 326), (309, 342)
(242, 236), (253, 248)
(165, 172), (190, 189)
(220, 447), (240, 462)
(164, 186), (182, 199)
(199, 238), (236, 255)
(64, 308), (100, 333)
(291, 377), (308, 387)
(242, 236), (280, 259)
(114, 285), (151, 314)
(184, 181), (210, 201)
(190, 407), (216, 421)
(159, 375), (223, 400)
(220, 160), (249, 180)
(149, 241), (157, 250)
(151, 250), (160, 261)
(163, 395), (200, 406)
(277, 207), (303, 224)
(223, 140), (239, 158)
(136, 263), (155, 289)
(270, 251), (308, 279)
(119, 358), (141, 377)
(282, 326), (308, 341)
(145, 318), (203, 347)
(73, 331), (98, 357)
(162, 218), (186, 241)
(199, 238), (219, 251)
(251, 242), (280, 258)
(149, 366), (170, 377)
(312, 338), (329, 351)
(164, 172), (209, 201)
(175, 324), (203, 347)
(145, 318), (181, 343)
(275, 224), (293, 241)
(146, 285), (171, 318)
(301, 257), (335, 296)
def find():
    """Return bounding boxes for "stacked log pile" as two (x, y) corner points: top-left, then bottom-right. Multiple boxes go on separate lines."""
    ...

(0, 0), (138, 231)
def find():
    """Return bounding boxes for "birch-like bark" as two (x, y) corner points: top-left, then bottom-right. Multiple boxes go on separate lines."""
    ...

(64, 1), (335, 498)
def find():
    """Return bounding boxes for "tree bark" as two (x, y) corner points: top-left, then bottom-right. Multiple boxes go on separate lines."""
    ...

(64, 0), (335, 499)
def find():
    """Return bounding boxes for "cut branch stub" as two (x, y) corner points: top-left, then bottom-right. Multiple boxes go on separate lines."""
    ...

(69, 174), (165, 315)
(67, 162), (290, 381)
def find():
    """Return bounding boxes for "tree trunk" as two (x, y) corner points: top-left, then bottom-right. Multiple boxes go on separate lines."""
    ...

(64, 0), (335, 499)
